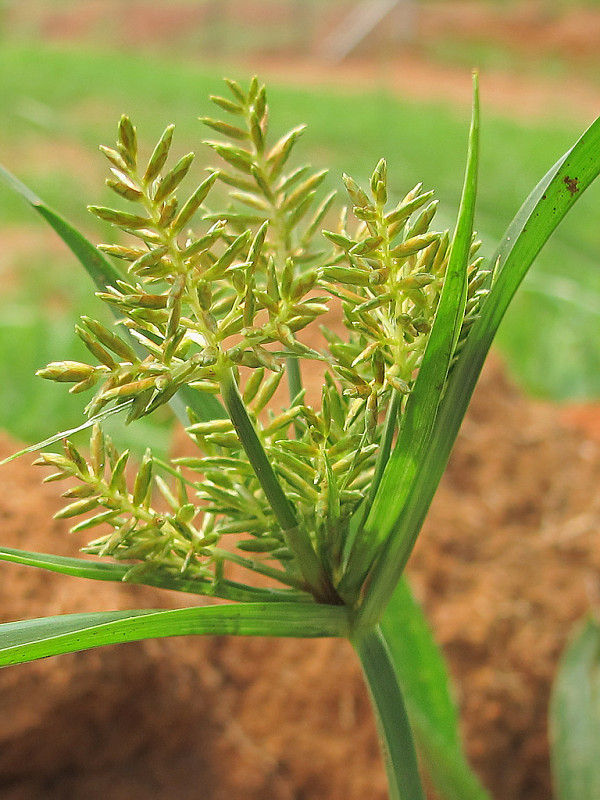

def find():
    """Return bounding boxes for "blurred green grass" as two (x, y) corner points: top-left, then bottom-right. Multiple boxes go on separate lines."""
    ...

(0, 43), (599, 453)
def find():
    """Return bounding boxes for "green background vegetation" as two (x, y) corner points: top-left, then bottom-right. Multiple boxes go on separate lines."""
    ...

(0, 35), (599, 448)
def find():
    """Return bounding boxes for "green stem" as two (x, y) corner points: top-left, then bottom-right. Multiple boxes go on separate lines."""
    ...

(212, 547), (308, 592)
(286, 356), (303, 403)
(337, 391), (401, 605)
(366, 389), (401, 511)
(286, 356), (304, 439)
(219, 367), (339, 604)
(352, 625), (425, 800)
(219, 368), (298, 530)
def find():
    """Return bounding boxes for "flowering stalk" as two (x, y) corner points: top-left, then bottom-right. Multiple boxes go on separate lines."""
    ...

(353, 626), (425, 800)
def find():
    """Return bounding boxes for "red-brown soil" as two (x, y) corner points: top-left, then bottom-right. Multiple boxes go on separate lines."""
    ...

(1, 357), (600, 799)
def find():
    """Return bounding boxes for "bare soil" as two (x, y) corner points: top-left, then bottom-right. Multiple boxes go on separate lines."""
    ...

(1, 357), (600, 799)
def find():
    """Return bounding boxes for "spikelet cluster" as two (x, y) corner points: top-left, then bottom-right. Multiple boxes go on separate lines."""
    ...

(35, 78), (490, 601)
(318, 159), (488, 437)
(35, 429), (220, 584)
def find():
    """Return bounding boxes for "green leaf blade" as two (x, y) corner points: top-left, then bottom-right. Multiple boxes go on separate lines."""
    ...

(417, 114), (600, 557)
(0, 603), (350, 667)
(550, 616), (600, 800)
(468, 114), (600, 375)
(351, 75), (480, 626)
(353, 623), (426, 800)
(355, 104), (600, 630)
(380, 579), (491, 800)
(0, 162), (123, 291)
(0, 545), (129, 582)
(0, 546), (313, 603)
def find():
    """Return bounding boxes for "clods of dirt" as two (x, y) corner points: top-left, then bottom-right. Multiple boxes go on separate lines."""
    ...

(1, 356), (600, 799)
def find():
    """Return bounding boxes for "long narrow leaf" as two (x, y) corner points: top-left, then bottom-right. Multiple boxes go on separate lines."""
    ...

(353, 624), (426, 800)
(360, 111), (600, 627)
(0, 546), (309, 603)
(0, 546), (130, 582)
(0, 602), (350, 666)
(380, 579), (491, 800)
(0, 163), (225, 424)
(0, 163), (123, 290)
(441, 114), (600, 431)
(550, 616), (600, 800)
(352, 75), (480, 626)
(372, 117), (600, 626)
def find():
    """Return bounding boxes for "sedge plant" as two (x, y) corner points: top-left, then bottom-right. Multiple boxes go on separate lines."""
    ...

(0, 74), (599, 799)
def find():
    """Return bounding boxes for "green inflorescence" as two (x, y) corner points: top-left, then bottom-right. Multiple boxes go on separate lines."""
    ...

(35, 77), (489, 604)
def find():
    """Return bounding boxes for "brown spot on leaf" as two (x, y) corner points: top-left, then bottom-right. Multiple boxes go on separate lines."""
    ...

(563, 175), (579, 196)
